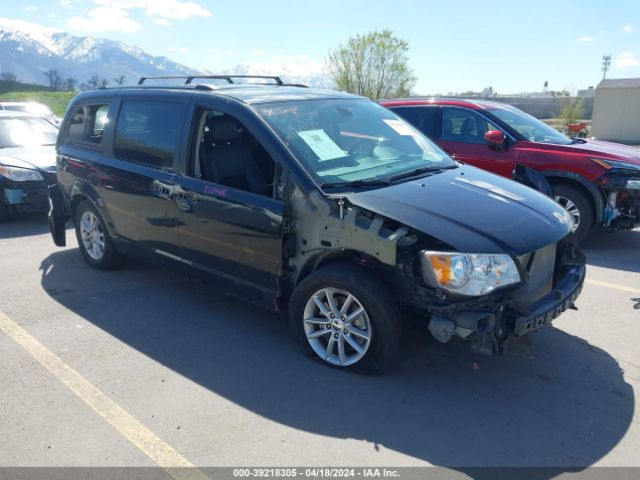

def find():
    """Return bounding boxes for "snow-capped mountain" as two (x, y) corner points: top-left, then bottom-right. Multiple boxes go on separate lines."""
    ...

(0, 17), (199, 86)
(220, 63), (332, 89)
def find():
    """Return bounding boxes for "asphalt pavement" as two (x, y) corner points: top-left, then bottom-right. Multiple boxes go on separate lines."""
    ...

(0, 214), (639, 477)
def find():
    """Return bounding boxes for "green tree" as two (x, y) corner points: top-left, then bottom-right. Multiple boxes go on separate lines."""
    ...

(560, 98), (584, 126)
(326, 30), (416, 100)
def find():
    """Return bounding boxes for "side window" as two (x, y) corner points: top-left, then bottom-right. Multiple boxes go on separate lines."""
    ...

(442, 108), (499, 144)
(114, 100), (184, 170)
(190, 109), (276, 198)
(393, 106), (440, 138)
(65, 104), (109, 145)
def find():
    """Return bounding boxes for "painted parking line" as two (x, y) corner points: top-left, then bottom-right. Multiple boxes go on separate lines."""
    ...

(585, 279), (640, 295)
(0, 311), (208, 480)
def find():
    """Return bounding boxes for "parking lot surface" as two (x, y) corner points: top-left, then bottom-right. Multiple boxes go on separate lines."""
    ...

(1, 215), (639, 474)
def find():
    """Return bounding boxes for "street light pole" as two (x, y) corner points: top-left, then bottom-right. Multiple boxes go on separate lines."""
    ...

(602, 55), (611, 79)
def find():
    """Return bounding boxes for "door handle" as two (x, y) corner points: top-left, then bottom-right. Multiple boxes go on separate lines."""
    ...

(150, 180), (175, 199)
(175, 188), (199, 209)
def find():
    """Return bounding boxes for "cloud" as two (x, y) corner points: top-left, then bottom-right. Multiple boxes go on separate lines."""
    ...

(25, 6), (39, 11)
(577, 35), (595, 42)
(623, 24), (633, 33)
(599, 30), (607, 35)
(67, 0), (211, 34)
(68, 6), (142, 33)
(59, 0), (77, 7)
(253, 49), (267, 56)
(615, 52), (640, 68)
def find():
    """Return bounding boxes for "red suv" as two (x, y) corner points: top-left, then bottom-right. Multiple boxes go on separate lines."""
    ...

(381, 98), (640, 241)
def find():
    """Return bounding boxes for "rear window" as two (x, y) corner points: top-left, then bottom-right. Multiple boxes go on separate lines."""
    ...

(114, 100), (184, 170)
(65, 104), (109, 145)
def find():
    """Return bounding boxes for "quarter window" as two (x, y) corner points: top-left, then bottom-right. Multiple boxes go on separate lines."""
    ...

(442, 108), (499, 144)
(393, 106), (440, 138)
(65, 104), (109, 145)
(114, 101), (184, 169)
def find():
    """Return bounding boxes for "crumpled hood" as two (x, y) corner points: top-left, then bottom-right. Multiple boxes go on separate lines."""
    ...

(345, 165), (573, 256)
(0, 145), (57, 173)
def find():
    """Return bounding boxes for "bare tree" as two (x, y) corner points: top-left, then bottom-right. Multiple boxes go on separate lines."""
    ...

(114, 75), (126, 85)
(1, 72), (18, 82)
(63, 77), (78, 91)
(86, 75), (101, 90)
(44, 69), (62, 90)
(326, 30), (416, 100)
(100, 78), (109, 88)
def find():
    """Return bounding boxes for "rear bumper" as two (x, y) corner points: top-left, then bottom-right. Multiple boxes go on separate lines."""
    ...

(511, 262), (585, 336)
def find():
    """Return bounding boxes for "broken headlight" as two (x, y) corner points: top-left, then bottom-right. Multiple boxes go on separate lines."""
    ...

(0, 165), (44, 182)
(420, 251), (521, 296)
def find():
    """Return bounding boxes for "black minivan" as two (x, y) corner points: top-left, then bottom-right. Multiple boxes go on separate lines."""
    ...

(49, 76), (585, 373)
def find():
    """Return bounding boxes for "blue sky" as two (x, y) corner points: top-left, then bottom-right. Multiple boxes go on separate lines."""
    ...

(5, 0), (640, 94)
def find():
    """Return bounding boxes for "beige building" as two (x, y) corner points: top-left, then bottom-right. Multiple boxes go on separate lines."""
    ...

(591, 78), (640, 143)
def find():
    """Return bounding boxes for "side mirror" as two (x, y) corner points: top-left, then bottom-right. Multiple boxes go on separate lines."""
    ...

(484, 130), (506, 147)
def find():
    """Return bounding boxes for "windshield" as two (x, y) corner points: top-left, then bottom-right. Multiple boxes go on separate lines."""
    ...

(488, 106), (572, 145)
(0, 116), (58, 148)
(255, 99), (456, 187)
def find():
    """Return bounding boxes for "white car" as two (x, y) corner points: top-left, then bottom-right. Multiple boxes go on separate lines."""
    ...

(0, 101), (60, 126)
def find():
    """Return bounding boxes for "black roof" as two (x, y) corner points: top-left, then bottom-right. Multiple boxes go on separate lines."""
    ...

(77, 83), (359, 105)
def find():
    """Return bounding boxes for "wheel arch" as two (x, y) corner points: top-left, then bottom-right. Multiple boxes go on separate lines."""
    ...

(69, 180), (117, 236)
(290, 249), (395, 299)
(543, 170), (604, 224)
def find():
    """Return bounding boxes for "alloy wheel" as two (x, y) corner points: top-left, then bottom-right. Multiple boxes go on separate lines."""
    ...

(79, 211), (105, 261)
(554, 195), (581, 233)
(302, 287), (372, 367)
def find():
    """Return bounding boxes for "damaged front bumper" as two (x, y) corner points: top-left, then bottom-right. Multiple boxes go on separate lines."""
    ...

(1, 174), (55, 214)
(420, 240), (586, 355)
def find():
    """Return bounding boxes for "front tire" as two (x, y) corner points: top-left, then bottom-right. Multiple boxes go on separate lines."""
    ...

(74, 200), (124, 270)
(289, 264), (401, 374)
(553, 184), (594, 243)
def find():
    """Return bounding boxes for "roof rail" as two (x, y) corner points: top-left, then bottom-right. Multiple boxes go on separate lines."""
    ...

(137, 75), (284, 85)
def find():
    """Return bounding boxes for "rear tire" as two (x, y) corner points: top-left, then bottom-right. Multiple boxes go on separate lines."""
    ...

(553, 184), (594, 243)
(289, 264), (402, 374)
(74, 200), (125, 270)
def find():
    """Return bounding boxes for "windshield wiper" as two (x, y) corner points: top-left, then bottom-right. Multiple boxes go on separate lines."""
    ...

(386, 165), (457, 183)
(320, 178), (390, 189)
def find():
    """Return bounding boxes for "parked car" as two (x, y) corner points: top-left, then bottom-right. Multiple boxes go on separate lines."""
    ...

(0, 111), (58, 221)
(381, 98), (640, 242)
(48, 76), (585, 373)
(0, 101), (60, 126)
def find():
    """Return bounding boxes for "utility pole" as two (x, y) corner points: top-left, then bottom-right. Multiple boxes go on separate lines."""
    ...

(602, 55), (611, 79)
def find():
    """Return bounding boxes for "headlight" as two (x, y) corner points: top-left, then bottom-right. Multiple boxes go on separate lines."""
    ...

(627, 179), (640, 190)
(0, 165), (44, 182)
(420, 251), (521, 296)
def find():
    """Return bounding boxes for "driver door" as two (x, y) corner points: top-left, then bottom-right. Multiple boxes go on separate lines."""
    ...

(437, 107), (519, 178)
